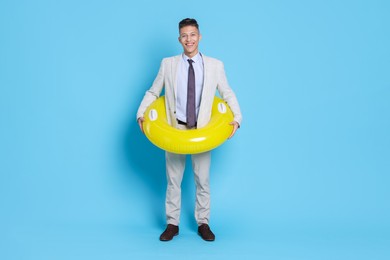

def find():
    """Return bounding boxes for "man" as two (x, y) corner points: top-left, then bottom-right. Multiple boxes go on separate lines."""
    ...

(136, 18), (242, 241)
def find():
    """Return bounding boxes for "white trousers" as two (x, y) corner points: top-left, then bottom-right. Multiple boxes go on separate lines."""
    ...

(165, 125), (211, 226)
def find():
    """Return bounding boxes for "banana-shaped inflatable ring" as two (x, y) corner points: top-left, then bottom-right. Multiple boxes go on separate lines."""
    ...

(143, 96), (234, 154)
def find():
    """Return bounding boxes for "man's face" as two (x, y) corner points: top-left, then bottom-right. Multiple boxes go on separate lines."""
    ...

(178, 25), (202, 58)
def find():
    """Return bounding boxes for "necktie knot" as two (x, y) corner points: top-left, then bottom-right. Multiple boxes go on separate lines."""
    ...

(188, 59), (194, 65)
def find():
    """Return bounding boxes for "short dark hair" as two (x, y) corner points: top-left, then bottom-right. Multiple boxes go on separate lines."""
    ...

(179, 18), (199, 30)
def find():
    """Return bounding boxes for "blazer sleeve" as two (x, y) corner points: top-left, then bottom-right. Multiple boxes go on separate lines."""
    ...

(216, 61), (243, 125)
(136, 59), (166, 120)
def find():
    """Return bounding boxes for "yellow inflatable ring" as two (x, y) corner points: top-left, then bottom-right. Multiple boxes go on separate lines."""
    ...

(143, 96), (234, 154)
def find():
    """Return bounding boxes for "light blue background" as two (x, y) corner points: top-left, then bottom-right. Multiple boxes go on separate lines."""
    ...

(1, 0), (389, 259)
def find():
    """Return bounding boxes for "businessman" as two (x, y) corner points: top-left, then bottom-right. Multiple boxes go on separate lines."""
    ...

(136, 18), (242, 241)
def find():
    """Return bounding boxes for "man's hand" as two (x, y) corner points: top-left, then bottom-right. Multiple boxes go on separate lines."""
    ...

(137, 117), (145, 134)
(228, 121), (240, 139)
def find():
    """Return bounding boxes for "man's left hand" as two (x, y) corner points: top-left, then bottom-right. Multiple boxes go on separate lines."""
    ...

(228, 121), (240, 139)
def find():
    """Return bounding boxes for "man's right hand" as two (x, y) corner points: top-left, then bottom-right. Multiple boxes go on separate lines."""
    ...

(137, 117), (145, 133)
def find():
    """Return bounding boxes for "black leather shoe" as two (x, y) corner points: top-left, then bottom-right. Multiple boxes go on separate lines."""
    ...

(198, 224), (215, 241)
(159, 224), (179, 241)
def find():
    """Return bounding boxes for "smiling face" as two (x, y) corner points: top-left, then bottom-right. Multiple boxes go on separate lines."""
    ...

(178, 25), (202, 58)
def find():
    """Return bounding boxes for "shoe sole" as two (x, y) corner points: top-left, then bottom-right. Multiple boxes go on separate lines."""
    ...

(159, 232), (179, 241)
(198, 232), (215, 241)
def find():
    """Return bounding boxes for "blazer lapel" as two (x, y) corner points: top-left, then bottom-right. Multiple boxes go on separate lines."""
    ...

(197, 55), (213, 128)
(200, 55), (210, 102)
(202, 55), (208, 91)
(172, 55), (181, 99)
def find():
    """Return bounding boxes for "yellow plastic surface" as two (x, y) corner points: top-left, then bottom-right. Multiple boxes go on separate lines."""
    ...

(143, 96), (234, 154)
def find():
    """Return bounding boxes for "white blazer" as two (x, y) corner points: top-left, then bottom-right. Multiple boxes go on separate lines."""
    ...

(137, 54), (242, 129)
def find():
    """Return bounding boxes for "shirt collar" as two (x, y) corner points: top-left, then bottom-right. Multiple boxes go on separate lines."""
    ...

(182, 52), (202, 63)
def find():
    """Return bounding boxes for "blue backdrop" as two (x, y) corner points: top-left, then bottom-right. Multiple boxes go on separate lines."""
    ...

(1, 0), (389, 259)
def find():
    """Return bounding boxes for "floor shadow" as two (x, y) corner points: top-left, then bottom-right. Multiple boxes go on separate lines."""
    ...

(122, 107), (166, 228)
(120, 38), (175, 229)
